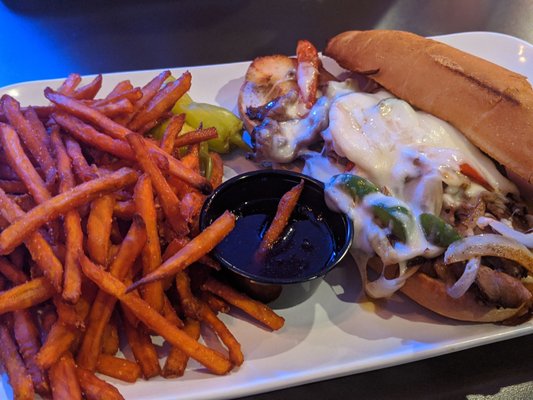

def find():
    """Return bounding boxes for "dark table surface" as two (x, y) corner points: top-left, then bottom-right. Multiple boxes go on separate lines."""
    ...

(1, 1), (532, 399)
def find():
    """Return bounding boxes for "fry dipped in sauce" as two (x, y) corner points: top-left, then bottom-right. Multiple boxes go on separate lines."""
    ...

(255, 179), (304, 262)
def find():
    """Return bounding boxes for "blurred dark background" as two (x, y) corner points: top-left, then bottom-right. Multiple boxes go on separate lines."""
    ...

(1, 0), (532, 87)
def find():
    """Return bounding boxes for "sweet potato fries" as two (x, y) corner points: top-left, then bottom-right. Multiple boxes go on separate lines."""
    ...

(0, 71), (284, 399)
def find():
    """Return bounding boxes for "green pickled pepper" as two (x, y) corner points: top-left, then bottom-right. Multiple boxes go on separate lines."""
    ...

(172, 94), (250, 153)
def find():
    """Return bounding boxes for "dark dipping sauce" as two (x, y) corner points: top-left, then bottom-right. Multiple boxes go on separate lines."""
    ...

(215, 199), (335, 283)
(200, 170), (353, 296)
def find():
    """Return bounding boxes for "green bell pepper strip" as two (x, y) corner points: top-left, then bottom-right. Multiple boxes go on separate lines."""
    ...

(172, 94), (251, 153)
(330, 173), (380, 199)
(419, 213), (461, 247)
(371, 203), (413, 242)
(329, 173), (412, 242)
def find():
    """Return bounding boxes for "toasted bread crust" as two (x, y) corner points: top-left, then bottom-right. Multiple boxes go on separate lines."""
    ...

(400, 272), (522, 322)
(325, 30), (533, 184)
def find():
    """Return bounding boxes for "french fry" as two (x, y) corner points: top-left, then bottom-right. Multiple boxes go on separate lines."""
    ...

(49, 353), (82, 400)
(0, 277), (55, 315)
(51, 128), (84, 303)
(101, 319), (120, 355)
(150, 146), (213, 194)
(134, 174), (165, 312)
(90, 88), (141, 106)
(61, 206), (83, 302)
(77, 216), (146, 370)
(53, 296), (85, 329)
(53, 112), (135, 160)
(173, 127), (218, 149)
(80, 254), (233, 375)
(201, 291), (230, 314)
(161, 318), (200, 378)
(180, 143), (201, 172)
(13, 310), (50, 395)
(198, 299), (244, 366)
(64, 136), (98, 182)
(0, 122), (52, 204)
(11, 194), (36, 213)
(24, 107), (53, 168)
(202, 277), (285, 331)
(174, 270), (242, 365)
(96, 354), (141, 383)
(34, 321), (77, 370)
(0, 167), (139, 255)
(87, 194), (116, 267)
(45, 87), (139, 140)
(161, 294), (184, 328)
(104, 80), (134, 100)
(110, 226), (124, 248)
(114, 199), (136, 219)
(174, 271), (199, 318)
(180, 190), (205, 229)
(72, 74), (103, 100)
(93, 98), (135, 117)
(1, 96), (56, 182)
(209, 152), (224, 188)
(101, 87), (142, 105)
(75, 367), (125, 400)
(0, 179), (27, 194)
(120, 298), (140, 330)
(255, 179), (304, 261)
(57, 73), (82, 95)
(127, 132), (189, 236)
(0, 323), (34, 400)
(199, 254), (222, 272)
(123, 317), (161, 379)
(160, 113), (185, 154)
(163, 237), (220, 271)
(119, 70), (171, 126)
(0, 256), (28, 285)
(45, 88), (213, 193)
(127, 211), (235, 292)
(0, 188), (63, 291)
(128, 71), (192, 133)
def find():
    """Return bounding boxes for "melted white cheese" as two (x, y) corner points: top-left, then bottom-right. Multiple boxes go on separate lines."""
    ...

(318, 91), (517, 258)
(327, 92), (517, 195)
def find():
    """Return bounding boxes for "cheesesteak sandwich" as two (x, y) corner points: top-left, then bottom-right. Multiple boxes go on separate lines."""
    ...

(239, 32), (533, 323)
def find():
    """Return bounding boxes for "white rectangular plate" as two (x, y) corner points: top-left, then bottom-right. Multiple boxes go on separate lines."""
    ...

(1, 32), (532, 400)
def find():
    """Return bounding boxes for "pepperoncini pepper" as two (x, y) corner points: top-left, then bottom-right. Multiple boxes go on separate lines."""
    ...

(172, 93), (250, 153)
